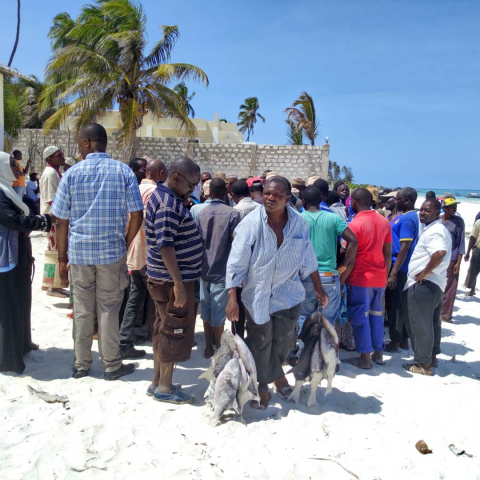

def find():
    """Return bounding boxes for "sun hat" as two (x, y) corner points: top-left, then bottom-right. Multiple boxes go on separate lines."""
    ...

(292, 177), (306, 186)
(442, 197), (461, 207)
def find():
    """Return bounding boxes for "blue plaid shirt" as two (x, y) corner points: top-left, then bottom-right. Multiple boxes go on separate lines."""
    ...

(50, 152), (143, 265)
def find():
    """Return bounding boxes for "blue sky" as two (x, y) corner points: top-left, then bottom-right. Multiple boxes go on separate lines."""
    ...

(1, 0), (479, 188)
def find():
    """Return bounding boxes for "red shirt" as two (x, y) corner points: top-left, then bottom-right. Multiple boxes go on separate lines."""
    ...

(348, 210), (392, 288)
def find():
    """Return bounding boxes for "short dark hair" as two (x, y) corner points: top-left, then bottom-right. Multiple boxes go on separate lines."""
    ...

(351, 188), (373, 207)
(231, 179), (250, 198)
(312, 178), (329, 197)
(399, 187), (418, 204)
(210, 177), (227, 197)
(303, 186), (323, 207)
(264, 176), (291, 195)
(249, 183), (263, 193)
(12, 150), (22, 159)
(426, 191), (436, 199)
(128, 157), (147, 171)
(425, 198), (441, 212)
(326, 190), (341, 206)
(79, 123), (108, 145)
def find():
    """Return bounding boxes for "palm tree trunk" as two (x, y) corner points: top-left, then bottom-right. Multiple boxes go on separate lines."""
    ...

(8, 0), (21, 67)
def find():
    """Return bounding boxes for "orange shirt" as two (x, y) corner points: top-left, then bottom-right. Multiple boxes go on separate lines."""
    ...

(12, 161), (25, 187)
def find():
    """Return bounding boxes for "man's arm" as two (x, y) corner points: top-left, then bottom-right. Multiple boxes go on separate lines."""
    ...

(310, 270), (329, 307)
(338, 227), (358, 285)
(24, 159), (31, 175)
(125, 210), (143, 251)
(161, 246), (187, 308)
(415, 250), (446, 283)
(465, 236), (476, 262)
(57, 218), (70, 282)
(387, 240), (412, 289)
(383, 242), (392, 284)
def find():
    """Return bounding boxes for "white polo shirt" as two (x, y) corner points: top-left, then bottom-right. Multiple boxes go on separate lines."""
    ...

(406, 219), (452, 291)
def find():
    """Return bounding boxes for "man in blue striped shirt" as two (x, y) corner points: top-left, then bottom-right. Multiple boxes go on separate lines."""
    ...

(226, 176), (329, 409)
(52, 123), (144, 381)
(146, 157), (203, 405)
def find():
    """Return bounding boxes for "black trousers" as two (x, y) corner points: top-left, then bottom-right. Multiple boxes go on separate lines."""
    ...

(404, 280), (443, 365)
(466, 248), (480, 290)
(385, 271), (409, 343)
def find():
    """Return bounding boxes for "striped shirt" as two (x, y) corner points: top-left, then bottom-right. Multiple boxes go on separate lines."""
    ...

(226, 205), (318, 324)
(146, 183), (203, 282)
(50, 152), (143, 265)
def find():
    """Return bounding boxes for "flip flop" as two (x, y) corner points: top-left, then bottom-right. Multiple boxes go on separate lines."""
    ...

(372, 352), (386, 365)
(250, 391), (271, 410)
(276, 384), (294, 399)
(403, 363), (433, 376)
(46, 290), (70, 298)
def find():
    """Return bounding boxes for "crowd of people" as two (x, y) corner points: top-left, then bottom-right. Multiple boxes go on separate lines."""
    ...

(1, 122), (479, 409)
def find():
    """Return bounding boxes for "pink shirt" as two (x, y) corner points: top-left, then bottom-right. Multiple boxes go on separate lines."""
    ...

(348, 210), (392, 288)
(127, 179), (157, 271)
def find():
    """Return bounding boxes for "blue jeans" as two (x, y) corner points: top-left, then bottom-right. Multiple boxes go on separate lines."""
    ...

(347, 285), (385, 353)
(298, 276), (341, 333)
(200, 280), (228, 327)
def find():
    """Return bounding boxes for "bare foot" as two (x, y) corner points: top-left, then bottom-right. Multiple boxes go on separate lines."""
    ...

(431, 355), (438, 368)
(29, 342), (39, 351)
(465, 290), (476, 297)
(204, 346), (214, 359)
(384, 342), (399, 353)
(274, 377), (293, 399)
(346, 356), (372, 370)
(250, 391), (271, 410)
(399, 340), (409, 350)
(372, 351), (386, 365)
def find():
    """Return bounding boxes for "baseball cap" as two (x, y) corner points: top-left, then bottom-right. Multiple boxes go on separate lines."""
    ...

(246, 177), (263, 187)
(442, 197), (461, 207)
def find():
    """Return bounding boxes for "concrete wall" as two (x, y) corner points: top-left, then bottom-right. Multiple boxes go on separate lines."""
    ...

(11, 129), (329, 180)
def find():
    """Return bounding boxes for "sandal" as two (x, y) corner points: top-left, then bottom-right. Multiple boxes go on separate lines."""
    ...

(403, 363), (433, 376)
(250, 391), (271, 410)
(46, 290), (70, 298)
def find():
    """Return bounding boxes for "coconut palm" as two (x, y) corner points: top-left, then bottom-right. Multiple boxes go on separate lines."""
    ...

(173, 82), (196, 118)
(3, 78), (27, 141)
(19, 76), (56, 129)
(286, 120), (303, 145)
(237, 97), (265, 141)
(41, 0), (208, 159)
(8, 0), (21, 67)
(284, 91), (319, 145)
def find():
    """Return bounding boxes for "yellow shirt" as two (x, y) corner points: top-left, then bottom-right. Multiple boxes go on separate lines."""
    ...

(12, 161), (25, 187)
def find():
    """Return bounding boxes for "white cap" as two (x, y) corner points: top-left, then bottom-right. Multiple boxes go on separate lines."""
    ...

(43, 145), (60, 160)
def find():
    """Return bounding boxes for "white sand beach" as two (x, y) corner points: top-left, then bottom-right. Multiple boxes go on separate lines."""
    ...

(1, 200), (480, 479)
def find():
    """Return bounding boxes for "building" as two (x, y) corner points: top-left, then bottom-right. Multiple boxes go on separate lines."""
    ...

(63, 112), (244, 144)
(0, 63), (33, 151)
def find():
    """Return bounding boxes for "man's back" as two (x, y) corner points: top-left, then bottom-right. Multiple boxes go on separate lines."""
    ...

(391, 210), (419, 272)
(301, 210), (346, 273)
(51, 152), (142, 265)
(196, 199), (240, 283)
(348, 210), (392, 287)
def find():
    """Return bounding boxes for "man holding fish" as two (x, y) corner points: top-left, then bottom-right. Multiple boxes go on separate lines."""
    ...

(226, 176), (329, 409)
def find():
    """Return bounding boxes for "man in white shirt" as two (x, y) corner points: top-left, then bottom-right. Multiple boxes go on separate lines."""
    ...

(232, 179), (259, 220)
(403, 199), (452, 376)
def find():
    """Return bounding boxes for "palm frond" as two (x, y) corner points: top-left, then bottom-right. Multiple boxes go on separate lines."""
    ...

(145, 25), (179, 67)
(153, 63), (209, 87)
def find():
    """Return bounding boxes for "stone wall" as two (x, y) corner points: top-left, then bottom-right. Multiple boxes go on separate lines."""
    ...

(11, 129), (329, 181)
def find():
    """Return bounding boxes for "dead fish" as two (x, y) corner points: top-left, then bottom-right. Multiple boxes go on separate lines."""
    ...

(299, 311), (321, 342)
(236, 358), (259, 423)
(288, 335), (318, 404)
(204, 350), (234, 407)
(320, 315), (339, 354)
(306, 340), (324, 408)
(320, 327), (338, 396)
(199, 342), (234, 382)
(234, 334), (259, 399)
(221, 328), (237, 352)
(27, 385), (69, 404)
(210, 358), (241, 426)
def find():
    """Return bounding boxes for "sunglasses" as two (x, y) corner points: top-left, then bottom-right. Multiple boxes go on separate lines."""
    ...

(176, 172), (197, 190)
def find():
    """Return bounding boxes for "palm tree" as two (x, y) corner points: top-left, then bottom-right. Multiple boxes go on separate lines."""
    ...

(3, 78), (27, 147)
(286, 120), (303, 145)
(173, 82), (196, 118)
(219, 118), (228, 123)
(284, 91), (319, 145)
(8, 0), (21, 67)
(341, 165), (354, 184)
(237, 97), (265, 141)
(20, 76), (56, 128)
(40, 0), (208, 160)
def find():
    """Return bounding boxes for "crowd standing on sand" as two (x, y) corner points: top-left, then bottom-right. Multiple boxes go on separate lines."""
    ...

(1, 122), (479, 414)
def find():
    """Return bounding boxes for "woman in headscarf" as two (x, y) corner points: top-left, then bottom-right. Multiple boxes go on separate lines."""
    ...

(0, 152), (52, 373)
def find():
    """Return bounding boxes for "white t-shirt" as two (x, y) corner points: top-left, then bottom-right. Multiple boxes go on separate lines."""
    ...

(26, 180), (39, 202)
(40, 166), (61, 214)
(406, 219), (452, 291)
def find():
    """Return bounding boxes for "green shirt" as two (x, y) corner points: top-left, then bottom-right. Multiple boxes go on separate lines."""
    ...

(301, 210), (347, 274)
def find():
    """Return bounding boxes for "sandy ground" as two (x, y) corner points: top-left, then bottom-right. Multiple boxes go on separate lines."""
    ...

(1, 201), (480, 480)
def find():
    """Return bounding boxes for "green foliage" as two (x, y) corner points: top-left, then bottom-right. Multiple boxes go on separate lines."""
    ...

(41, 0), (209, 159)
(328, 161), (355, 184)
(173, 82), (196, 118)
(3, 78), (27, 141)
(286, 120), (303, 145)
(284, 91), (319, 145)
(237, 97), (265, 141)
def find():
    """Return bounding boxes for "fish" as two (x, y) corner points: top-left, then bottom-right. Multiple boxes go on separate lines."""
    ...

(307, 340), (325, 408)
(234, 334), (260, 400)
(288, 335), (319, 404)
(320, 315), (339, 354)
(210, 358), (241, 427)
(221, 328), (237, 352)
(298, 311), (321, 342)
(204, 349), (234, 407)
(199, 338), (235, 382)
(320, 327), (338, 396)
(236, 357), (260, 423)
(27, 385), (69, 404)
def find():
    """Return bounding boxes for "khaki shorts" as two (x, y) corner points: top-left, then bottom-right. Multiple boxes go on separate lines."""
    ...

(147, 279), (196, 363)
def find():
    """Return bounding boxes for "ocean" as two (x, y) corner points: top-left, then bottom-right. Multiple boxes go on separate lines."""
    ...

(415, 188), (480, 204)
